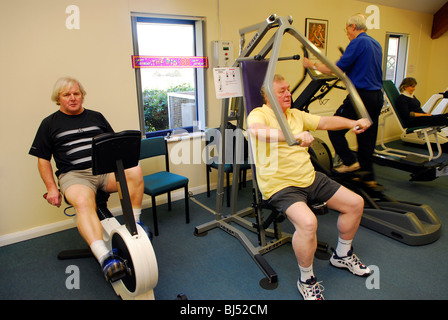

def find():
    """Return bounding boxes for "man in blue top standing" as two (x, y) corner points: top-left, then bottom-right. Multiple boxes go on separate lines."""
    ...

(304, 14), (383, 188)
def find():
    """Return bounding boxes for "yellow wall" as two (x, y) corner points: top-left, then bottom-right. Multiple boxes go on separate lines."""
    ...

(0, 0), (444, 243)
(428, 31), (448, 94)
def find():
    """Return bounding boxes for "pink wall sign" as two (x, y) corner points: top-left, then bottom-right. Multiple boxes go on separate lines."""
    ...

(132, 56), (208, 68)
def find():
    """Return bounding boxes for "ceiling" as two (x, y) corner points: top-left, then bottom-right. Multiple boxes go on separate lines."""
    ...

(356, 0), (447, 14)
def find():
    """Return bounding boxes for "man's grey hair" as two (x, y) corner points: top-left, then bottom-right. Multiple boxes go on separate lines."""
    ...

(347, 14), (367, 31)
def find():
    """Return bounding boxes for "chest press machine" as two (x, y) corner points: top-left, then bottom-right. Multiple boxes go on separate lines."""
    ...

(193, 14), (370, 289)
(57, 130), (159, 300)
(193, 14), (442, 290)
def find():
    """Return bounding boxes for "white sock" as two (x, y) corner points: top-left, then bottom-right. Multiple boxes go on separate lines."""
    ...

(299, 264), (314, 283)
(133, 208), (141, 223)
(90, 240), (110, 264)
(336, 237), (352, 257)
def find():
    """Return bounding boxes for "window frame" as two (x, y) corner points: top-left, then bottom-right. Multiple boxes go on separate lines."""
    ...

(130, 13), (207, 138)
(383, 32), (409, 85)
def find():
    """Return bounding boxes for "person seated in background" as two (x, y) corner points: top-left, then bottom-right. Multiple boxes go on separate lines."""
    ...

(396, 77), (448, 128)
(29, 77), (145, 282)
(247, 74), (372, 300)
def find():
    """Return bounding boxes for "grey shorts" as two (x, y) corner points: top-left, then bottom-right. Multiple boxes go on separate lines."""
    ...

(267, 171), (341, 214)
(58, 168), (110, 195)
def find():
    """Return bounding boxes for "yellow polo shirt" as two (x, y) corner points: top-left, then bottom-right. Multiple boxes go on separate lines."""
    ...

(246, 104), (321, 199)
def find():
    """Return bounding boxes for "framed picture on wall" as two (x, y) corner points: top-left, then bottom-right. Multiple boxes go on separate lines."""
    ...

(305, 18), (328, 56)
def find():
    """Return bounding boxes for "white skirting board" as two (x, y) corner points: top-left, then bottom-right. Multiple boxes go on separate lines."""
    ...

(0, 184), (211, 247)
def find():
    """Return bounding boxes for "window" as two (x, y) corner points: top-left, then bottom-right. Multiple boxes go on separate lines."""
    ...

(383, 33), (409, 85)
(131, 14), (206, 137)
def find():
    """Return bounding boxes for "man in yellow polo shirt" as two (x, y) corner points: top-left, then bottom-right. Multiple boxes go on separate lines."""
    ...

(247, 74), (372, 300)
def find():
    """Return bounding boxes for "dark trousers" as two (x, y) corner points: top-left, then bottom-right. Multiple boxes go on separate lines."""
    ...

(328, 89), (383, 181)
(406, 114), (448, 128)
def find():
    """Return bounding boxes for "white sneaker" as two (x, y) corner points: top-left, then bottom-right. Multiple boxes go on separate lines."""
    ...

(330, 249), (371, 277)
(297, 276), (325, 300)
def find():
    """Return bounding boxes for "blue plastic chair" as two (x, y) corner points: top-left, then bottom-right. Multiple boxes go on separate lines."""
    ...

(140, 136), (190, 236)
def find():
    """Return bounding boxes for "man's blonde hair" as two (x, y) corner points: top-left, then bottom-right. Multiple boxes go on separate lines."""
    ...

(51, 77), (86, 105)
(260, 74), (285, 104)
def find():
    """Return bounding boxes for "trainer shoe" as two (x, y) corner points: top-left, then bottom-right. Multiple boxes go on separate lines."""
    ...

(297, 276), (325, 300)
(138, 222), (153, 241)
(362, 180), (385, 192)
(353, 177), (385, 192)
(330, 248), (371, 277)
(334, 161), (360, 173)
(101, 251), (128, 282)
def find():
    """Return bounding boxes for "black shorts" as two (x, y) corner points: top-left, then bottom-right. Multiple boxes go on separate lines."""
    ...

(267, 172), (341, 214)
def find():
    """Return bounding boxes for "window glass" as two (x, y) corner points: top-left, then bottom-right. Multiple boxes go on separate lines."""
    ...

(132, 16), (206, 137)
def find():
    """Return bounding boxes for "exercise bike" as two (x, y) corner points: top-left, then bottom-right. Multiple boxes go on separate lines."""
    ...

(48, 130), (158, 300)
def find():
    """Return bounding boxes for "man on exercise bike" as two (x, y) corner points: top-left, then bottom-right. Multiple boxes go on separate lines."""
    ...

(247, 74), (372, 300)
(29, 77), (145, 282)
